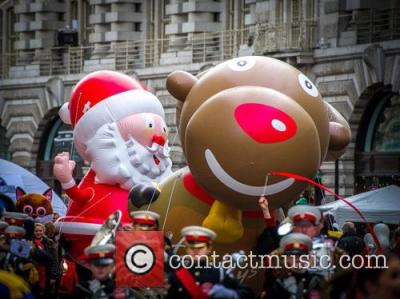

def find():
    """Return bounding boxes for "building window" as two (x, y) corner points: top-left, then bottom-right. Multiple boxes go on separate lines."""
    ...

(291, 0), (301, 22)
(370, 95), (400, 152)
(355, 88), (400, 193)
(38, 117), (85, 195)
(1, 6), (17, 54)
(42, 118), (82, 163)
(276, 0), (283, 23)
(134, 22), (142, 32)
(213, 12), (220, 23)
(339, 5), (400, 45)
(67, 0), (91, 45)
(134, 3), (142, 13)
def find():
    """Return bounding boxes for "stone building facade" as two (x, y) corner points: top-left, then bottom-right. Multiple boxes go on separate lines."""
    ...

(1, 0), (399, 200)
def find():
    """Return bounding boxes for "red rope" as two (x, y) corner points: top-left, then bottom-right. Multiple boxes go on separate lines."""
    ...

(271, 171), (383, 253)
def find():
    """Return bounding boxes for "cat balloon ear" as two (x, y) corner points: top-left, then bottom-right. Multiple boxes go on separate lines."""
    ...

(16, 187), (26, 200)
(43, 188), (53, 201)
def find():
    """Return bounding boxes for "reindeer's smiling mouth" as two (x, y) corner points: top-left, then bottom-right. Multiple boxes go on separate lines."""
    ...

(205, 149), (295, 196)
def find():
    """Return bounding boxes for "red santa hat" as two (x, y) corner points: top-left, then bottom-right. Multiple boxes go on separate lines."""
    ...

(59, 70), (164, 161)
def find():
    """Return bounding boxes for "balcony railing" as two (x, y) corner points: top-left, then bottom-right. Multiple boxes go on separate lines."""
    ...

(0, 21), (317, 79)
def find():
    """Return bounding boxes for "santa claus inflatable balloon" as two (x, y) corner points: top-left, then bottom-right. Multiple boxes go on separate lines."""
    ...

(54, 70), (172, 258)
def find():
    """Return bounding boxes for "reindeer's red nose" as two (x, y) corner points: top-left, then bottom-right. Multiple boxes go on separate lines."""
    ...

(234, 103), (297, 143)
(152, 134), (166, 146)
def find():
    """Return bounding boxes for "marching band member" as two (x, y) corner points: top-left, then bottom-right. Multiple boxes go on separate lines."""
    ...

(129, 210), (177, 298)
(130, 210), (160, 231)
(0, 221), (9, 260)
(255, 197), (335, 279)
(268, 233), (324, 299)
(74, 244), (115, 299)
(167, 225), (254, 299)
(1, 225), (39, 290)
(288, 205), (335, 278)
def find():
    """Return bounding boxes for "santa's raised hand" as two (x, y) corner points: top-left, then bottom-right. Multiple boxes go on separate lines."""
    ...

(53, 152), (76, 186)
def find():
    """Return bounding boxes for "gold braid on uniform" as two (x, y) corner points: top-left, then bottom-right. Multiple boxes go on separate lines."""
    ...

(21, 262), (39, 285)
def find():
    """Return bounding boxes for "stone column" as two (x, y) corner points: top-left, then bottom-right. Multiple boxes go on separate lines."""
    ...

(11, 0), (66, 78)
(1, 8), (7, 72)
(165, 0), (187, 52)
(77, 0), (84, 45)
(14, 0), (35, 64)
(86, 0), (145, 71)
(153, 0), (162, 39)
(161, 0), (222, 65)
(89, 0), (111, 59)
(65, 0), (72, 28)
(233, 0), (243, 30)
(33, 0), (64, 60)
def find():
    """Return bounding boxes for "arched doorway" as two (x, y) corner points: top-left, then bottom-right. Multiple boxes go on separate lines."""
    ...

(355, 84), (400, 193)
(36, 114), (85, 195)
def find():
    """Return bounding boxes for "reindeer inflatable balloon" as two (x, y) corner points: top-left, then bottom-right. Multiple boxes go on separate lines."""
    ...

(53, 70), (172, 258)
(130, 56), (351, 252)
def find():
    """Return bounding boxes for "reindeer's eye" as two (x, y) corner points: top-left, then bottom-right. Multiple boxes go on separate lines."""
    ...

(36, 207), (46, 216)
(298, 74), (319, 97)
(23, 205), (33, 215)
(145, 118), (154, 129)
(228, 57), (255, 72)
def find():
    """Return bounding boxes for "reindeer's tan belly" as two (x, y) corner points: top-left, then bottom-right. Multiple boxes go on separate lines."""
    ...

(133, 167), (268, 290)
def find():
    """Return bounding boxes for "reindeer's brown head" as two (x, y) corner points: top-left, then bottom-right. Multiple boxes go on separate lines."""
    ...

(167, 56), (350, 210)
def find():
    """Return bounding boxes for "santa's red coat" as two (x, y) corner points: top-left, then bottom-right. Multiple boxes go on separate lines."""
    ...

(56, 169), (131, 258)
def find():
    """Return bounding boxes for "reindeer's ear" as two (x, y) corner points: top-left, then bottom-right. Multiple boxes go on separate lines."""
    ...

(325, 103), (351, 161)
(43, 188), (53, 202)
(329, 122), (351, 151)
(166, 71), (197, 103)
(16, 187), (26, 200)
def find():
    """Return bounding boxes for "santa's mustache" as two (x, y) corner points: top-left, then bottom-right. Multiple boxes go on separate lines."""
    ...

(146, 142), (170, 158)
(126, 135), (170, 158)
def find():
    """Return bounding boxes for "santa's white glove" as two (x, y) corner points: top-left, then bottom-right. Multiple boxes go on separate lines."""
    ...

(208, 284), (239, 299)
(53, 152), (75, 185)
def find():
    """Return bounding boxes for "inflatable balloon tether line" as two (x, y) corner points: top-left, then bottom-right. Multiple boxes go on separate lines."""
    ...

(57, 192), (111, 236)
(271, 171), (383, 253)
(159, 123), (182, 231)
(162, 176), (179, 231)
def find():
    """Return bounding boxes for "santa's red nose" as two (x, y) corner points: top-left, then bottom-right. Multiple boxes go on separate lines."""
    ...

(152, 134), (166, 146)
(234, 103), (297, 143)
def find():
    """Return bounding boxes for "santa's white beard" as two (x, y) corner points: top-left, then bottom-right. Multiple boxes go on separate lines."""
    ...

(85, 122), (173, 190)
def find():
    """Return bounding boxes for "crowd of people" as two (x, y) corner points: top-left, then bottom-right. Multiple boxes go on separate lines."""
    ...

(0, 195), (399, 299)
(255, 196), (400, 298)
